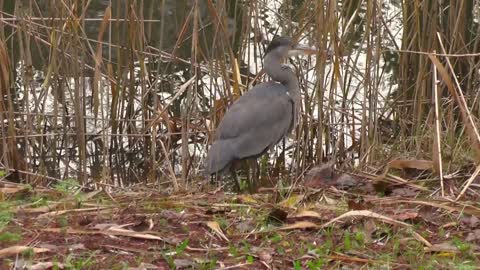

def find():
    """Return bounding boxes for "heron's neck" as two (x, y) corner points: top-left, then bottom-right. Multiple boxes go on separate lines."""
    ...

(264, 53), (299, 91)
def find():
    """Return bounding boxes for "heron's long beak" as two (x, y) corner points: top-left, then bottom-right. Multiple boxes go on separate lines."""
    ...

(288, 44), (318, 56)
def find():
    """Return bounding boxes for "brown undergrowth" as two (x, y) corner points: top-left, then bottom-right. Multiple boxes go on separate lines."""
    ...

(1, 170), (480, 269)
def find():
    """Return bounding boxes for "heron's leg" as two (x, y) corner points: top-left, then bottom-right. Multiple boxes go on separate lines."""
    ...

(214, 173), (222, 189)
(209, 173), (215, 185)
(207, 173), (217, 191)
(245, 160), (251, 190)
(229, 166), (241, 192)
(252, 159), (259, 192)
(247, 159), (259, 193)
(279, 138), (286, 178)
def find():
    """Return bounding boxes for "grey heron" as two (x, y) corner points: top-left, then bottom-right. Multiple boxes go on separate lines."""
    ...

(205, 36), (315, 187)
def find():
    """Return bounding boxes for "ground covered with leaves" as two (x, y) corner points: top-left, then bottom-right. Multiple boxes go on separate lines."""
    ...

(1, 169), (480, 269)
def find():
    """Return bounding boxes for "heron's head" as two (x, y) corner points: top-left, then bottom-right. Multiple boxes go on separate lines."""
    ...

(265, 36), (317, 60)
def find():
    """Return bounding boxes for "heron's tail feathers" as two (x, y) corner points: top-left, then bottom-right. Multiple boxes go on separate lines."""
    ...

(205, 140), (234, 175)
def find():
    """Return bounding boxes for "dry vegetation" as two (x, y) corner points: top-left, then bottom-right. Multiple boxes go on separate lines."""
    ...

(1, 0), (480, 269)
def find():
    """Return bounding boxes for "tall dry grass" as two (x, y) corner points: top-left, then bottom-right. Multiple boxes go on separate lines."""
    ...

(0, 0), (479, 191)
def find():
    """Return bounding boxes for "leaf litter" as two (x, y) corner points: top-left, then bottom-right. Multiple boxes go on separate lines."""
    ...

(1, 175), (480, 269)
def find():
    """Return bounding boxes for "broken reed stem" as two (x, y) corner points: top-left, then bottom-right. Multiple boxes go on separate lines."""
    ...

(456, 164), (480, 201)
(431, 50), (444, 197)
(158, 138), (178, 191)
(436, 33), (480, 160)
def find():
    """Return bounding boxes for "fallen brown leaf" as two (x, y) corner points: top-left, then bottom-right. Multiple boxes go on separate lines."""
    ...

(31, 262), (65, 270)
(257, 248), (273, 264)
(206, 221), (229, 242)
(460, 215), (480, 229)
(41, 227), (166, 241)
(278, 194), (304, 208)
(391, 211), (418, 221)
(0, 186), (28, 194)
(466, 229), (480, 242)
(304, 163), (336, 188)
(0, 246), (50, 259)
(426, 242), (460, 253)
(38, 206), (109, 218)
(391, 188), (418, 197)
(289, 209), (322, 219)
(278, 221), (319, 231)
(347, 199), (373, 210)
(388, 159), (434, 170)
(267, 208), (288, 224)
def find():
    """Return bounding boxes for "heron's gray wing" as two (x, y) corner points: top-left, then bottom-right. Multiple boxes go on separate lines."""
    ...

(216, 82), (288, 139)
(215, 82), (293, 159)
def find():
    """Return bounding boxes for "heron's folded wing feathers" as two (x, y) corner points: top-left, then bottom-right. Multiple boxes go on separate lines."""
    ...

(215, 83), (294, 159)
(216, 83), (290, 139)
